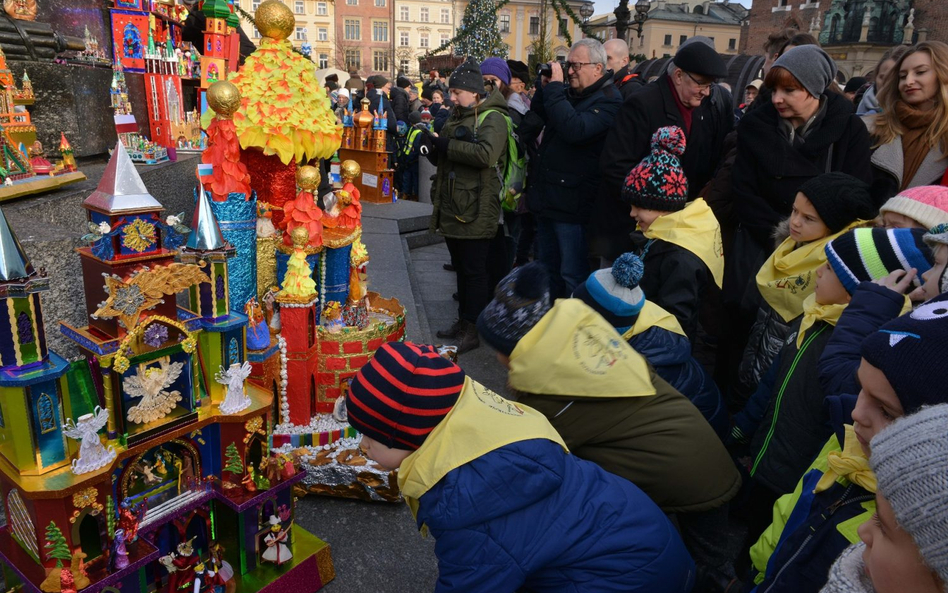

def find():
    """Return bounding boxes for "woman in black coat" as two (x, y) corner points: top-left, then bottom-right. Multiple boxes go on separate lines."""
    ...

(722, 45), (872, 403)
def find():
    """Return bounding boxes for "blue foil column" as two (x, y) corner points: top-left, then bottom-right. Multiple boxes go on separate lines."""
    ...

(322, 244), (352, 305)
(207, 191), (258, 314)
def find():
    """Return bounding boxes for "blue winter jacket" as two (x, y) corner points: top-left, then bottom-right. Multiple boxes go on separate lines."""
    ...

(417, 439), (696, 593)
(628, 327), (728, 439)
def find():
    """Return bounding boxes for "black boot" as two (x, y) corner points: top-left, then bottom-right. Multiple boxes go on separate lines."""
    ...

(456, 320), (480, 354)
(436, 319), (463, 339)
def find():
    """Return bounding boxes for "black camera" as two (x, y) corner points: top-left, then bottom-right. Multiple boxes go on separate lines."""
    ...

(537, 59), (566, 78)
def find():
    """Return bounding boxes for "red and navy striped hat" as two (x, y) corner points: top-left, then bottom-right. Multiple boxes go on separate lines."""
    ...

(346, 342), (465, 451)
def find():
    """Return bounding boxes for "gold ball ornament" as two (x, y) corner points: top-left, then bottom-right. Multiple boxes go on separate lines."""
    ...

(296, 165), (320, 190)
(341, 160), (361, 181)
(206, 81), (241, 118)
(290, 226), (310, 247)
(254, 0), (295, 40)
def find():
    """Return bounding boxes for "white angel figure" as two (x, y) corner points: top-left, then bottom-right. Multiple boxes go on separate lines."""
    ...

(124, 358), (185, 424)
(216, 361), (253, 415)
(63, 406), (116, 475)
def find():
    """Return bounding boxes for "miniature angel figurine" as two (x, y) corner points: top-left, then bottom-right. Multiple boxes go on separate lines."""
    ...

(215, 360), (253, 415)
(256, 202), (278, 239)
(281, 228), (318, 299)
(108, 529), (129, 572)
(262, 516), (292, 565)
(63, 406), (116, 475)
(124, 358), (185, 424)
(321, 301), (344, 332)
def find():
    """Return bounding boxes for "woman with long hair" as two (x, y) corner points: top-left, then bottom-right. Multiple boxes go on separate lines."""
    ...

(869, 41), (948, 203)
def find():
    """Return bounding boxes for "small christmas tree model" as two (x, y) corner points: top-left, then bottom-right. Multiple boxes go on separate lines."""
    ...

(455, 0), (508, 61)
(44, 521), (72, 567)
(224, 442), (243, 477)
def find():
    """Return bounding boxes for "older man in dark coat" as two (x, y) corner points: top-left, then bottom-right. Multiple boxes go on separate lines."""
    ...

(595, 40), (731, 264)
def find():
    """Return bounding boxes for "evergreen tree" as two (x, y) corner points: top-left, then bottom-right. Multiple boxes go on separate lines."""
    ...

(44, 521), (71, 568)
(224, 442), (243, 476)
(455, 0), (508, 61)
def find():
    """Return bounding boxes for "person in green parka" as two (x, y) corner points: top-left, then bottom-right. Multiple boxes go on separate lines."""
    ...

(423, 57), (510, 354)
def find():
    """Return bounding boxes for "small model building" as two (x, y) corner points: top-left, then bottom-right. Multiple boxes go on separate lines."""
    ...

(338, 96), (395, 204)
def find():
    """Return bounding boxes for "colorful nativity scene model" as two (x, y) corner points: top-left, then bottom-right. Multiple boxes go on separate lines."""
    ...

(0, 2), (411, 591)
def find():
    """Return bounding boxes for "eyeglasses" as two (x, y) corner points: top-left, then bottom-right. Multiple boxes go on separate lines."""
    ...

(684, 71), (714, 90)
(565, 61), (593, 73)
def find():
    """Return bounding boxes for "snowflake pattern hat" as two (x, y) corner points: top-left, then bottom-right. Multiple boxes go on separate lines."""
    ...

(621, 126), (688, 211)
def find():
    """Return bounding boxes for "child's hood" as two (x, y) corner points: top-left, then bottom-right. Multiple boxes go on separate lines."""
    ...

(643, 198), (724, 288)
(508, 299), (656, 398)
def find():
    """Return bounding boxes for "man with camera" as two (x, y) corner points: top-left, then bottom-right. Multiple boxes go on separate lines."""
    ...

(522, 38), (622, 298)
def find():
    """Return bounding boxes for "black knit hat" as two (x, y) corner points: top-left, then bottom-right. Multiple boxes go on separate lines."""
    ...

(506, 59), (530, 84)
(367, 74), (389, 88)
(396, 76), (411, 89)
(477, 263), (553, 356)
(622, 126), (689, 211)
(346, 342), (465, 451)
(449, 57), (486, 94)
(798, 172), (876, 233)
(861, 292), (948, 415)
(673, 41), (727, 79)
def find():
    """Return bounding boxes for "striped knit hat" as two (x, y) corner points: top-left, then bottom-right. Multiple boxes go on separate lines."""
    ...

(346, 342), (465, 451)
(622, 126), (688, 212)
(870, 403), (948, 587)
(880, 186), (948, 230)
(825, 227), (933, 295)
(572, 252), (646, 333)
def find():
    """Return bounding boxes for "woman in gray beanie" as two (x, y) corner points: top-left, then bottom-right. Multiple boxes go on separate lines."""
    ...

(723, 44), (873, 399)
(822, 403), (948, 593)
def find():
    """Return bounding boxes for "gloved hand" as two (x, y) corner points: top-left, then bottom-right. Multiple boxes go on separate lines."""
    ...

(431, 134), (450, 153)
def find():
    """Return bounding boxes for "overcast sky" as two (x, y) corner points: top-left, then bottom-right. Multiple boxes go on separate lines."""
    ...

(591, 0), (752, 20)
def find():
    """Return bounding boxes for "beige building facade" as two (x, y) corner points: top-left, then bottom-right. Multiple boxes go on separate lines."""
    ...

(394, 0), (456, 77)
(236, 0), (335, 68)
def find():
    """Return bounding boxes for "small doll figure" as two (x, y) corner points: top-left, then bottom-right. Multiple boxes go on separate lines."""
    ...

(256, 201), (278, 239)
(118, 498), (145, 542)
(322, 301), (344, 332)
(281, 228), (318, 299)
(241, 466), (257, 492)
(245, 298), (270, 350)
(281, 453), (298, 480)
(344, 240), (370, 329)
(281, 166), (323, 248)
(262, 453), (283, 485)
(263, 285), (281, 331)
(262, 516), (292, 565)
(160, 538), (199, 593)
(108, 528), (129, 572)
(338, 160), (363, 228)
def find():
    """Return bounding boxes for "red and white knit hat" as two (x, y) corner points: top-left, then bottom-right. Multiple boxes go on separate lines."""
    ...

(880, 186), (948, 230)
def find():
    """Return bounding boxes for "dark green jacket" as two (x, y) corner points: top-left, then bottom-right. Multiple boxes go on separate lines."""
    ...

(430, 90), (508, 240)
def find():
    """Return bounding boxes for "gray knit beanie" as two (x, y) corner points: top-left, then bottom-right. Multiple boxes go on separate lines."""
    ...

(870, 403), (948, 588)
(820, 543), (873, 593)
(772, 45), (838, 98)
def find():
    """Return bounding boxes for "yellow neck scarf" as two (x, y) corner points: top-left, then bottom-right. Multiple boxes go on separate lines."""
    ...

(622, 301), (687, 340)
(509, 299), (656, 398)
(756, 221), (866, 323)
(398, 378), (568, 525)
(643, 198), (724, 288)
(814, 425), (877, 494)
(796, 294), (848, 348)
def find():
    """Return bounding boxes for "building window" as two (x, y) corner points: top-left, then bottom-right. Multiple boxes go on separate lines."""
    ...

(441, 8), (450, 23)
(400, 31), (409, 46)
(316, 2), (327, 15)
(529, 16), (539, 35)
(400, 59), (410, 73)
(499, 15), (510, 33)
(728, 38), (736, 50)
(319, 53), (329, 68)
(294, 0), (304, 14)
(346, 0), (357, 5)
(252, 26), (261, 38)
(373, 50), (389, 72)
(373, 20), (388, 42)
(663, 34), (672, 46)
(345, 49), (361, 70)
(295, 27), (306, 40)
(375, 0), (385, 6)
(318, 27), (328, 41)
(679, 34), (687, 45)
(440, 33), (449, 45)
(399, 6), (409, 20)
(419, 33), (429, 48)
(420, 7), (429, 21)
(252, 0), (261, 10)
(344, 19), (360, 40)
(558, 18), (568, 36)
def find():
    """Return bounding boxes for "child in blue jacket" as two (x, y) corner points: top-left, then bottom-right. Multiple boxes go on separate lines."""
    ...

(346, 341), (695, 593)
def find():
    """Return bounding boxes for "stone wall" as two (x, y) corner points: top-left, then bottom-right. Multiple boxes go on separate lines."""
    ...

(742, 2), (821, 57)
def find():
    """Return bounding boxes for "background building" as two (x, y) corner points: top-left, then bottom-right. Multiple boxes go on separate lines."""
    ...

(587, 0), (746, 60)
(334, 0), (394, 76)
(237, 0), (334, 68)
(487, 0), (589, 65)
(394, 0), (455, 77)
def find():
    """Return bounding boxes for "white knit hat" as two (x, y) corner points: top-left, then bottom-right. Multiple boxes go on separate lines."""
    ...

(880, 186), (948, 230)
(870, 403), (948, 588)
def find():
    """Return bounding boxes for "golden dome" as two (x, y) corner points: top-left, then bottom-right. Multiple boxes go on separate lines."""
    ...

(206, 81), (241, 118)
(296, 165), (321, 190)
(254, 0), (295, 40)
(341, 159), (361, 180)
(290, 226), (310, 247)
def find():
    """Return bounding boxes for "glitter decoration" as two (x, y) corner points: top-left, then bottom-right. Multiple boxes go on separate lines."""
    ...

(112, 285), (145, 317)
(121, 218), (157, 253)
(143, 324), (168, 348)
(7, 490), (39, 559)
(16, 311), (33, 344)
(209, 193), (258, 316)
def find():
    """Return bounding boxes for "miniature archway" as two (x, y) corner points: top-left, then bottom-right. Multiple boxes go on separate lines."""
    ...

(72, 509), (105, 560)
(120, 439), (202, 508)
(245, 434), (265, 475)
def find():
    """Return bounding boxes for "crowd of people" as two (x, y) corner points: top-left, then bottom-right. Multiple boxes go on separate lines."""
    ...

(332, 31), (948, 593)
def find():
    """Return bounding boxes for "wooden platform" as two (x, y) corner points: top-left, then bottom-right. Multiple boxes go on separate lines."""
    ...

(0, 171), (86, 203)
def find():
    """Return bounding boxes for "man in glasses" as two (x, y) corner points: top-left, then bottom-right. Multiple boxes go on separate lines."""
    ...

(595, 38), (730, 267)
(523, 38), (622, 298)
